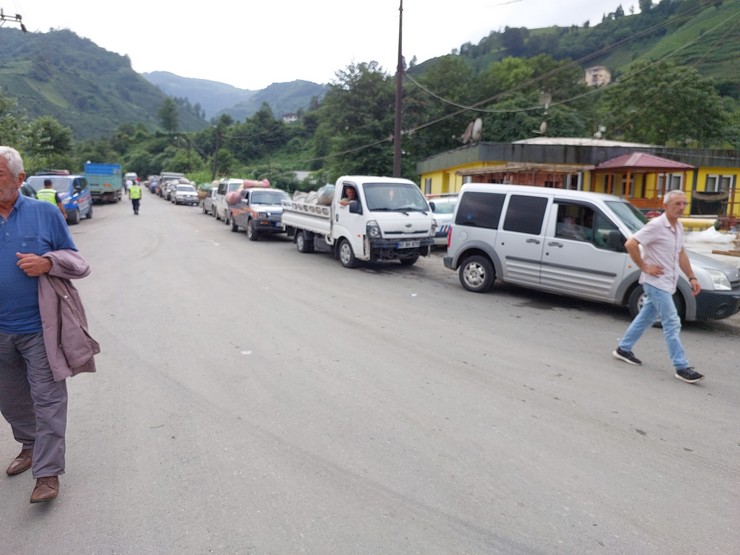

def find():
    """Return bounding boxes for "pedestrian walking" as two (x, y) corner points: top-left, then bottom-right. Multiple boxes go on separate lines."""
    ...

(0, 146), (98, 504)
(612, 190), (704, 384)
(128, 179), (142, 215)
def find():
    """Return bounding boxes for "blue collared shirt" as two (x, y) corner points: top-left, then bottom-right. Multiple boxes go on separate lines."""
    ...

(0, 193), (77, 333)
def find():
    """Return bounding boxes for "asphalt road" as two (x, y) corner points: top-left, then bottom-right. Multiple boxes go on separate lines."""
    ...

(2, 193), (739, 554)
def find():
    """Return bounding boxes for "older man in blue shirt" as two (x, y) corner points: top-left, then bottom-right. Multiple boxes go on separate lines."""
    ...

(0, 146), (79, 503)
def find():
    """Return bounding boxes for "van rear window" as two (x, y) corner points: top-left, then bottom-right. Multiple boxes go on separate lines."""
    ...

(455, 192), (505, 229)
(503, 195), (548, 235)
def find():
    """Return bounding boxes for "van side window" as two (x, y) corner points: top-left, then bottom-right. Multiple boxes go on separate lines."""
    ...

(503, 195), (547, 235)
(454, 191), (505, 229)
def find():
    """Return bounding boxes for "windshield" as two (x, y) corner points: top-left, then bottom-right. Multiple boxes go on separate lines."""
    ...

(252, 190), (289, 205)
(605, 200), (648, 234)
(430, 199), (457, 214)
(364, 182), (429, 212)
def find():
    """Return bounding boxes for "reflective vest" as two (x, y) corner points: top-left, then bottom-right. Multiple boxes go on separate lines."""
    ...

(37, 188), (58, 205)
(129, 185), (142, 199)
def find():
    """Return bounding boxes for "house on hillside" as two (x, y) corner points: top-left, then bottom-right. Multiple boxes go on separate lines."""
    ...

(416, 137), (740, 220)
(584, 66), (612, 87)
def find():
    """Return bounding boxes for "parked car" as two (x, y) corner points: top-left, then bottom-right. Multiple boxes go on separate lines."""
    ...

(20, 182), (37, 198)
(172, 183), (198, 205)
(427, 193), (458, 246)
(228, 186), (291, 240)
(443, 183), (740, 322)
(202, 186), (217, 216)
(26, 174), (93, 225)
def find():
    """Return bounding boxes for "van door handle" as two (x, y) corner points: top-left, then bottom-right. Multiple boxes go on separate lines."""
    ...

(526, 238), (540, 244)
(548, 241), (564, 248)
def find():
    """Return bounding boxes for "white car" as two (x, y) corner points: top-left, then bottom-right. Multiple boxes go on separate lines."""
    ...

(172, 183), (198, 205)
(427, 194), (458, 246)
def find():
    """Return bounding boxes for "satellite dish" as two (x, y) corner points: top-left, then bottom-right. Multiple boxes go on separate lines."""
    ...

(471, 118), (483, 144)
(460, 121), (474, 144)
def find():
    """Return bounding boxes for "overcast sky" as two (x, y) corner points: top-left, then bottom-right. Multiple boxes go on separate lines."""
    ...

(12, 0), (635, 90)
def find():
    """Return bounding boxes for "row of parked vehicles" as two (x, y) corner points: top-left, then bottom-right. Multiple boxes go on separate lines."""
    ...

(149, 172), (199, 206)
(195, 175), (740, 322)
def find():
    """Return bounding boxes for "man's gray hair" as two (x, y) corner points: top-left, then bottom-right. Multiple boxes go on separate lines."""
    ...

(663, 189), (686, 205)
(0, 146), (24, 178)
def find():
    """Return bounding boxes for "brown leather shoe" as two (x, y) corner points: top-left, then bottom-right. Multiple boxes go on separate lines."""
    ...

(30, 476), (59, 503)
(6, 449), (33, 476)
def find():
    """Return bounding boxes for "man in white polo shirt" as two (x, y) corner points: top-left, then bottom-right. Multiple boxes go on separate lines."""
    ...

(612, 190), (704, 384)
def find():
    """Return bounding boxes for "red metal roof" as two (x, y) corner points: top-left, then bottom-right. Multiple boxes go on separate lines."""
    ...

(595, 152), (695, 171)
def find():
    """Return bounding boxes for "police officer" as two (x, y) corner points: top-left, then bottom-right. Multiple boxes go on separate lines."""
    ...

(127, 179), (142, 215)
(35, 179), (67, 220)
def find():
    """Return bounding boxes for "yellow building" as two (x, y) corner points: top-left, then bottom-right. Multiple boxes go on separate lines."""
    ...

(416, 138), (740, 222)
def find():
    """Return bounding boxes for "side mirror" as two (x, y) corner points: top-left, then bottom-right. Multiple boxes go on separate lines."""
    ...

(348, 200), (361, 214)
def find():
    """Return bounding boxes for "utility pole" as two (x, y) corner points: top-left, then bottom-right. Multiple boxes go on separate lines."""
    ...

(0, 9), (27, 32)
(392, 0), (403, 177)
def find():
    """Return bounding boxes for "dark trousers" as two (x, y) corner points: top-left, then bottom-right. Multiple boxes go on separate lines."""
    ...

(0, 332), (68, 478)
(132, 198), (140, 214)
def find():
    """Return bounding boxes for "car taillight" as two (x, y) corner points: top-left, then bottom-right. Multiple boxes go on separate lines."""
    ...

(446, 226), (452, 249)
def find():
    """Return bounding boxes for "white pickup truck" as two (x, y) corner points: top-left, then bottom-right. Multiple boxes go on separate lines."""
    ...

(282, 175), (436, 267)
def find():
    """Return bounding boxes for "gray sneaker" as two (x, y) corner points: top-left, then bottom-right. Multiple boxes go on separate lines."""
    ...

(612, 347), (642, 366)
(675, 367), (704, 383)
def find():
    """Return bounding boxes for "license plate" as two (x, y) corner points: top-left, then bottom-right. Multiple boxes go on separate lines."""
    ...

(398, 240), (420, 248)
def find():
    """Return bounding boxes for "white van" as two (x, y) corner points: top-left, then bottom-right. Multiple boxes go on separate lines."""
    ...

(214, 178), (244, 222)
(443, 184), (740, 322)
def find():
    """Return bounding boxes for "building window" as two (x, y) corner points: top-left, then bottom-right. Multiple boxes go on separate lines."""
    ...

(705, 174), (734, 193)
(424, 178), (432, 195)
(657, 173), (683, 197)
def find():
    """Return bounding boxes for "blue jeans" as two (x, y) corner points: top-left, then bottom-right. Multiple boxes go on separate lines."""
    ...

(619, 283), (689, 370)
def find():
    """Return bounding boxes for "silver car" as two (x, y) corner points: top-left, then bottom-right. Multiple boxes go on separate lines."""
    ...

(172, 184), (198, 205)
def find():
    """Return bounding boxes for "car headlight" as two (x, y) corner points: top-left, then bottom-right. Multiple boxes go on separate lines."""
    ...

(431, 218), (438, 233)
(366, 220), (382, 239)
(705, 269), (731, 291)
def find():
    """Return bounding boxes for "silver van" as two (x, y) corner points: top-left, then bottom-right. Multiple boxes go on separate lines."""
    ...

(443, 184), (740, 322)
(214, 178), (244, 223)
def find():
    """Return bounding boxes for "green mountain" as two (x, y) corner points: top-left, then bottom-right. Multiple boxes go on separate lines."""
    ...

(0, 0), (735, 144)
(142, 71), (258, 119)
(221, 80), (327, 121)
(143, 73), (327, 121)
(412, 0), (738, 96)
(0, 28), (208, 140)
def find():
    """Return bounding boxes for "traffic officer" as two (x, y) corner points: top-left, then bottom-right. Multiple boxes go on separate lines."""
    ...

(127, 179), (142, 215)
(35, 179), (67, 219)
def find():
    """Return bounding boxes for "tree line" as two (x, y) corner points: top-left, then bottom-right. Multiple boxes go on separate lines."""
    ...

(0, 49), (735, 190)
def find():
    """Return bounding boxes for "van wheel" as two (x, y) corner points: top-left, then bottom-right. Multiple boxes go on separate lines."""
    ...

(627, 285), (686, 321)
(247, 220), (259, 241)
(399, 254), (419, 266)
(67, 209), (80, 225)
(459, 255), (494, 292)
(296, 231), (314, 253)
(338, 238), (358, 268)
(230, 215), (239, 232)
